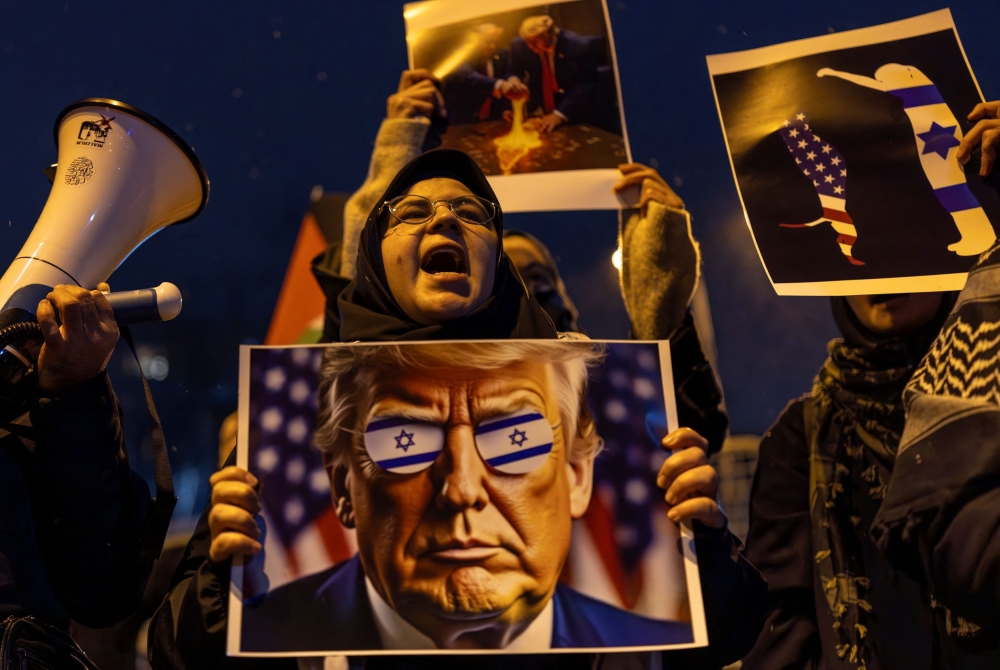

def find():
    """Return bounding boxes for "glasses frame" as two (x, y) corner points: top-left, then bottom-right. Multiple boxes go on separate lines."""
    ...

(380, 194), (497, 227)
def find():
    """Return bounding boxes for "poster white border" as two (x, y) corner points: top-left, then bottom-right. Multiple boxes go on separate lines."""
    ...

(404, 0), (632, 212)
(228, 339), (708, 656)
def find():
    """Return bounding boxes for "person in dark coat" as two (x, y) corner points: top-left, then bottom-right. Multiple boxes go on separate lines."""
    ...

(149, 150), (766, 670)
(506, 15), (604, 133)
(869, 102), (1000, 657)
(1, 284), (153, 631)
(441, 23), (528, 125)
(742, 291), (1000, 670)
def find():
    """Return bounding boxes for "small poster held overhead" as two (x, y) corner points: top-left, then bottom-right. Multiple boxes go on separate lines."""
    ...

(707, 9), (999, 296)
(227, 339), (708, 656)
(403, 0), (632, 212)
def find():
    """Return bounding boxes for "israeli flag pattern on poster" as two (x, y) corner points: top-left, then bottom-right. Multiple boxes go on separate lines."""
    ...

(364, 417), (445, 475)
(475, 411), (554, 475)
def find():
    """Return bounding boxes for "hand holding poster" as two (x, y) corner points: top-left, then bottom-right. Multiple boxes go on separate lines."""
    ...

(227, 340), (707, 656)
(403, 0), (632, 212)
(707, 9), (1000, 296)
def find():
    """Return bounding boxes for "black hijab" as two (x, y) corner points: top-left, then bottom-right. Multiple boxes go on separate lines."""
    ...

(337, 149), (557, 341)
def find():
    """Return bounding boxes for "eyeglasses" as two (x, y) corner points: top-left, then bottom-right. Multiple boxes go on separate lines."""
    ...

(363, 410), (554, 476)
(381, 194), (497, 227)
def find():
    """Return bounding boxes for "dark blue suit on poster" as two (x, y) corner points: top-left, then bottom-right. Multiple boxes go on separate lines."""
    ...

(508, 29), (603, 125)
(443, 51), (511, 125)
(240, 555), (693, 651)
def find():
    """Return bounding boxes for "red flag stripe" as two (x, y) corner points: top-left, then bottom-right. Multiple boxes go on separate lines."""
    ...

(822, 207), (854, 224)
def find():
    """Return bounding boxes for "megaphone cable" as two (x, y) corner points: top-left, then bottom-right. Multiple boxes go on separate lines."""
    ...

(0, 322), (42, 349)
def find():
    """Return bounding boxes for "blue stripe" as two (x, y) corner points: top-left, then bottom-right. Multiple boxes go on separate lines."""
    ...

(935, 184), (982, 213)
(376, 450), (440, 470)
(890, 85), (945, 109)
(475, 413), (545, 435)
(486, 443), (552, 468)
(367, 416), (417, 433)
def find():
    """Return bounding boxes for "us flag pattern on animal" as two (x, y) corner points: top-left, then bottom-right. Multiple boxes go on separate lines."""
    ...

(777, 113), (864, 265)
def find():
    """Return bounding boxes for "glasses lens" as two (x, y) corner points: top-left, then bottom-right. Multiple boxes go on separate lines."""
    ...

(452, 196), (494, 225)
(364, 417), (444, 474)
(474, 410), (554, 475)
(391, 196), (434, 224)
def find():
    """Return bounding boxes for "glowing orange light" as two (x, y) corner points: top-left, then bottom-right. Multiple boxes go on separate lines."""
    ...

(493, 98), (542, 174)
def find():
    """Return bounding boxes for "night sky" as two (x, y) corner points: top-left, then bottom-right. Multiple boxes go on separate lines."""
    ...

(1, 0), (996, 523)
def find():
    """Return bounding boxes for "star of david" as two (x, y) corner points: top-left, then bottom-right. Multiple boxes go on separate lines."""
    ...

(394, 429), (415, 452)
(917, 121), (961, 160)
(509, 428), (528, 447)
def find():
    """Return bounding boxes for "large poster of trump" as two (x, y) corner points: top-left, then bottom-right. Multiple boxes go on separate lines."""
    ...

(404, 0), (631, 212)
(707, 9), (1000, 296)
(227, 340), (707, 656)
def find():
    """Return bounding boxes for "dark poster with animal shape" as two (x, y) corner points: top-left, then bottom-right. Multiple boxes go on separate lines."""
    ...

(707, 9), (999, 296)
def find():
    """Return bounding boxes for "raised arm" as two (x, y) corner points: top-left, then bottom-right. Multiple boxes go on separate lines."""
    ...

(817, 67), (889, 91)
(655, 428), (768, 667)
(29, 284), (154, 627)
(339, 69), (443, 279)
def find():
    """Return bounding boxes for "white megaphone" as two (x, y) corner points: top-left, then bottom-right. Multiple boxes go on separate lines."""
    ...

(0, 98), (209, 327)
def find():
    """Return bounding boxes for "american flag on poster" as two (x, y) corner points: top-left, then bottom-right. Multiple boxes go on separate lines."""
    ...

(246, 343), (684, 620)
(247, 347), (355, 587)
(567, 342), (684, 620)
(776, 113), (864, 266)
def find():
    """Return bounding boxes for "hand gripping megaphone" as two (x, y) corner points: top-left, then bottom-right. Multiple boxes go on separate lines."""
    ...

(0, 98), (208, 324)
(0, 98), (208, 389)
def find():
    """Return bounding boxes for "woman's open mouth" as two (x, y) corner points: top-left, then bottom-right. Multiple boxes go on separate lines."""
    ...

(420, 246), (468, 276)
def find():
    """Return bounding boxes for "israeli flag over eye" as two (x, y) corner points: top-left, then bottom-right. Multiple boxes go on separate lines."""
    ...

(475, 411), (554, 475)
(364, 417), (445, 475)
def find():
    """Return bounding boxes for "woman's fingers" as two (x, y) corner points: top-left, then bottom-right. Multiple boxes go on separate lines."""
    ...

(639, 179), (685, 210)
(981, 128), (998, 176)
(617, 163), (667, 185)
(662, 427), (709, 453)
(401, 99), (436, 117)
(957, 119), (1000, 164)
(208, 465), (264, 563)
(398, 69), (437, 92)
(967, 101), (1000, 121)
(664, 464), (719, 505)
(209, 532), (262, 563)
(614, 166), (667, 191)
(210, 466), (258, 487)
(209, 503), (261, 539)
(666, 497), (727, 529)
(656, 445), (708, 491)
(211, 480), (262, 515)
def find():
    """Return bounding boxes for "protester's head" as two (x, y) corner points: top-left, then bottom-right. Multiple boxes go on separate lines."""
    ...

(338, 149), (557, 341)
(314, 340), (603, 648)
(503, 230), (580, 333)
(518, 15), (557, 50)
(475, 22), (504, 58)
(380, 176), (499, 325)
(842, 293), (946, 338)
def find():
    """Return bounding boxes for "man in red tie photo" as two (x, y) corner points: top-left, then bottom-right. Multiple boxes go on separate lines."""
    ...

(507, 15), (605, 133)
